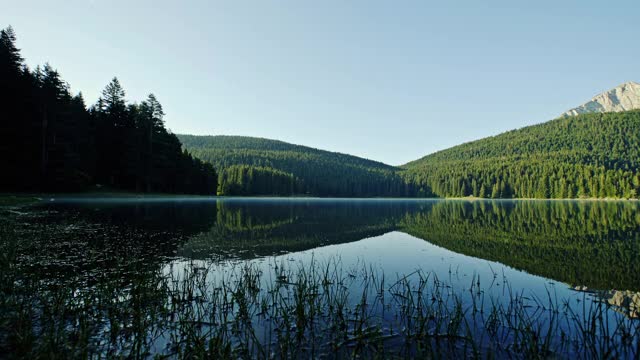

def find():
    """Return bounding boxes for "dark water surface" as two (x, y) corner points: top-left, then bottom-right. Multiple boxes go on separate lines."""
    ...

(30, 197), (640, 290)
(2, 198), (639, 357)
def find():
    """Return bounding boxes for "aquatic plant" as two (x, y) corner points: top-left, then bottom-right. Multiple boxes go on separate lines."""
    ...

(1, 251), (639, 359)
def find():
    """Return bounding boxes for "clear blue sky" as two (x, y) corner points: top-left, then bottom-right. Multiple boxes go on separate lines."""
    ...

(4, 1), (639, 165)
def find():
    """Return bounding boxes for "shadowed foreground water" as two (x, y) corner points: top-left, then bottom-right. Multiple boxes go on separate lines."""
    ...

(1, 198), (638, 358)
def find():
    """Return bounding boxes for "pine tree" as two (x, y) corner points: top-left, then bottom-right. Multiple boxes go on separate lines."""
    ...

(0, 26), (23, 74)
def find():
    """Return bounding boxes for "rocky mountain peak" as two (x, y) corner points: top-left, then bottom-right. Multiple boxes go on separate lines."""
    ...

(561, 81), (640, 117)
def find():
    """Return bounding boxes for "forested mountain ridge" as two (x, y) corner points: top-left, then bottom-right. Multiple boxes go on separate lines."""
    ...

(178, 135), (415, 197)
(402, 110), (640, 198)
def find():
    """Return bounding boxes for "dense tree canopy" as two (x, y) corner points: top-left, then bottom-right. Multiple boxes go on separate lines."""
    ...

(0, 26), (216, 194)
(178, 135), (416, 197)
(180, 110), (640, 199)
(217, 165), (297, 196)
(402, 111), (640, 199)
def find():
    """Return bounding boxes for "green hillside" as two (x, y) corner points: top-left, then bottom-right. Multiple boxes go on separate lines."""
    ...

(177, 135), (415, 197)
(402, 110), (640, 199)
(180, 111), (640, 199)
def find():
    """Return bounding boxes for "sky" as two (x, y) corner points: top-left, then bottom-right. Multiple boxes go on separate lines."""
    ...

(3, 1), (639, 165)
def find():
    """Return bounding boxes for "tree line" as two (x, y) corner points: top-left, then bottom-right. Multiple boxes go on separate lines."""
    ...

(217, 165), (297, 196)
(0, 26), (216, 194)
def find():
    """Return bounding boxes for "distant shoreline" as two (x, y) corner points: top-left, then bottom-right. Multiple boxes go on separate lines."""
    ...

(1, 193), (638, 206)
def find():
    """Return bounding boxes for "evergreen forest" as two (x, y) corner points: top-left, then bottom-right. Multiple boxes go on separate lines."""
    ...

(178, 135), (415, 197)
(179, 110), (640, 199)
(0, 26), (216, 194)
(402, 111), (640, 199)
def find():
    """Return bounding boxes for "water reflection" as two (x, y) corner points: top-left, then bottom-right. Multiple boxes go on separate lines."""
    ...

(35, 198), (640, 291)
(3, 198), (639, 357)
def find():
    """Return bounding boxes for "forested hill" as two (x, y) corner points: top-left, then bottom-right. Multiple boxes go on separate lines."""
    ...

(402, 110), (640, 199)
(178, 135), (395, 169)
(178, 135), (415, 197)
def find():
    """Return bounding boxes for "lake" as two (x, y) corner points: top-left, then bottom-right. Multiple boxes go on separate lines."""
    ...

(1, 198), (639, 358)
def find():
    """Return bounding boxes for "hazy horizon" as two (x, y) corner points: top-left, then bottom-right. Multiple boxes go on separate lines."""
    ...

(4, 0), (640, 165)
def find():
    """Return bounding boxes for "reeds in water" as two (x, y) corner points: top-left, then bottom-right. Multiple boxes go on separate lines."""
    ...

(1, 253), (639, 359)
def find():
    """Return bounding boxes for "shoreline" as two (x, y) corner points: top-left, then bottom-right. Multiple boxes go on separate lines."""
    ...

(1, 193), (638, 205)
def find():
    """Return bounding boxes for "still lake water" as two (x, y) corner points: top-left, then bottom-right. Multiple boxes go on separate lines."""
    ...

(3, 197), (640, 357)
